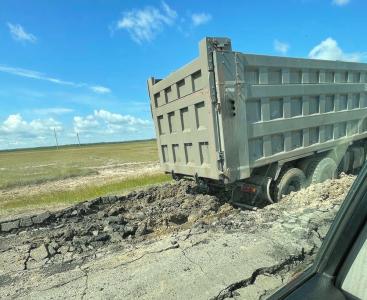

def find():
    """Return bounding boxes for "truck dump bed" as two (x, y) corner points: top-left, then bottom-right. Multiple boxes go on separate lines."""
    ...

(148, 37), (367, 183)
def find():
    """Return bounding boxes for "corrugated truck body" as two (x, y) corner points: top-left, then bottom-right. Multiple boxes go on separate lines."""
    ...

(148, 37), (367, 186)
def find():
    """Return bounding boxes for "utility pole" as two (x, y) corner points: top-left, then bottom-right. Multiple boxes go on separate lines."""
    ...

(76, 132), (81, 146)
(53, 128), (59, 150)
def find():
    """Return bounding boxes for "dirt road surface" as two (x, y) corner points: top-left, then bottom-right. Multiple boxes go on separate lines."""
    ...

(0, 174), (355, 299)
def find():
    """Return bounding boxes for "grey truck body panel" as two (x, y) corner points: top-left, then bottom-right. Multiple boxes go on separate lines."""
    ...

(148, 37), (367, 183)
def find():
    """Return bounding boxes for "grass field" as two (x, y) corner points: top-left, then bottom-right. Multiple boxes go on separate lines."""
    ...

(1, 173), (170, 212)
(0, 140), (172, 216)
(0, 140), (158, 189)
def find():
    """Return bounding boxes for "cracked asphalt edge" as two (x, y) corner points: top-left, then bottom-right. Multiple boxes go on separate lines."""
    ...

(211, 246), (316, 300)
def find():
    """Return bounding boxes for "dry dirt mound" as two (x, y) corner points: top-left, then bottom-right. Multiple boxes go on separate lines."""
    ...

(0, 180), (232, 267)
(213, 173), (355, 233)
(0, 174), (355, 269)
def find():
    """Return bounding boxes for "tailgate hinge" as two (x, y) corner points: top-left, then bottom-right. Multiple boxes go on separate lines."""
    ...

(217, 151), (224, 161)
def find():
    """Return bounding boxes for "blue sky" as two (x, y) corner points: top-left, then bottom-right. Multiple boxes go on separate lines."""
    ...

(0, 0), (366, 149)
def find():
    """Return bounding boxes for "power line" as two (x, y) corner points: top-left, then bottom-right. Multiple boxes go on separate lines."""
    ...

(76, 132), (81, 146)
(53, 128), (59, 150)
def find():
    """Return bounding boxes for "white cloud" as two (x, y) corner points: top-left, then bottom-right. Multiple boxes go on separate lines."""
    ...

(308, 37), (366, 62)
(90, 86), (111, 94)
(73, 109), (151, 134)
(332, 0), (350, 6)
(1, 114), (27, 134)
(7, 23), (37, 43)
(73, 115), (100, 132)
(115, 1), (177, 43)
(30, 118), (63, 133)
(0, 114), (62, 138)
(274, 39), (289, 55)
(94, 109), (150, 126)
(0, 65), (74, 86)
(0, 65), (111, 94)
(0, 110), (153, 149)
(191, 13), (212, 26)
(0, 114), (66, 149)
(33, 107), (74, 115)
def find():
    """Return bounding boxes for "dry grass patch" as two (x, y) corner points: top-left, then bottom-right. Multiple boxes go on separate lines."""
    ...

(0, 173), (171, 215)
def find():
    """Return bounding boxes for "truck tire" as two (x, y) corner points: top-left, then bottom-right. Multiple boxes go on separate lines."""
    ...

(307, 157), (337, 184)
(273, 168), (306, 201)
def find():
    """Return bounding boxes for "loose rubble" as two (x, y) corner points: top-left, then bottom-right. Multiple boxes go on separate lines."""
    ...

(1, 181), (228, 262)
(0, 174), (356, 299)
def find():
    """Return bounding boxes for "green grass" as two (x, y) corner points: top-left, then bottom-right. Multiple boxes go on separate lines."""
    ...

(0, 140), (158, 189)
(1, 167), (99, 189)
(0, 173), (171, 213)
(0, 139), (166, 215)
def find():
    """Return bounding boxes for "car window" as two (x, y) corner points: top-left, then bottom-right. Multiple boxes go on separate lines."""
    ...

(340, 222), (367, 300)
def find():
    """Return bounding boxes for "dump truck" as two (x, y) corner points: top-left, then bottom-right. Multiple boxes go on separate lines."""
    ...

(148, 37), (367, 204)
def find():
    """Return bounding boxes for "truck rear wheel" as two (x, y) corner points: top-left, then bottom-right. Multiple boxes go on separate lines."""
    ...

(307, 157), (337, 184)
(273, 168), (306, 201)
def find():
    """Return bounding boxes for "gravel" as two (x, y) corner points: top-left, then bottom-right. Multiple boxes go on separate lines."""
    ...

(0, 173), (356, 299)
